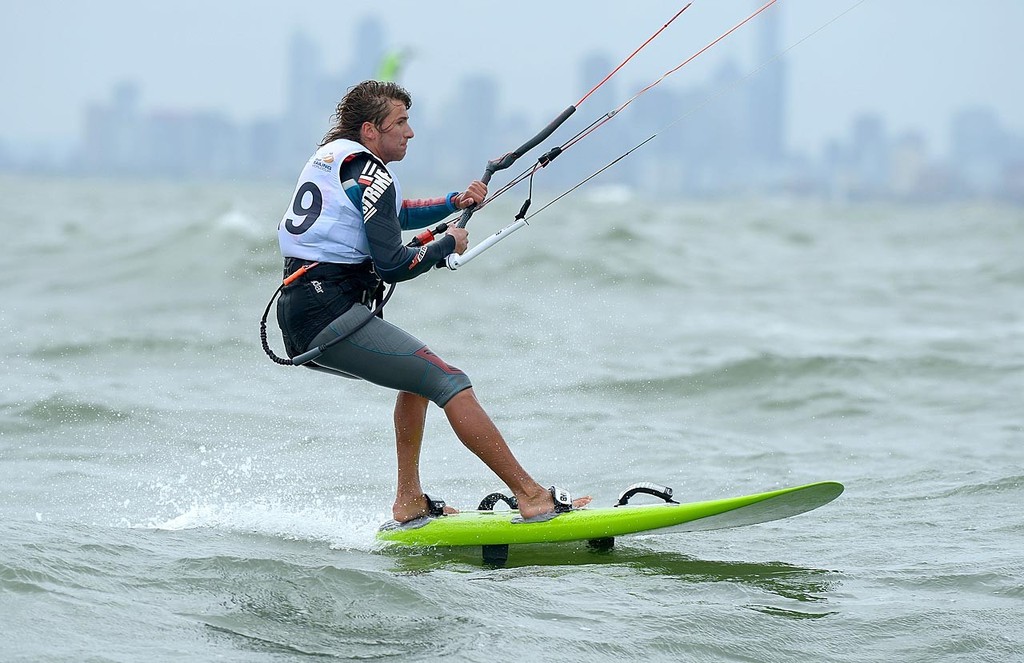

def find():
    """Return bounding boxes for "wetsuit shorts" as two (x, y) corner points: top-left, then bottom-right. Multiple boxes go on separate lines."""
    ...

(305, 303), (473, 407)
(276, 259), (472, 407)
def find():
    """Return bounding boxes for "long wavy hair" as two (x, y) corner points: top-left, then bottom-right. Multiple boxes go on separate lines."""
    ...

(320, 80), (412, 147)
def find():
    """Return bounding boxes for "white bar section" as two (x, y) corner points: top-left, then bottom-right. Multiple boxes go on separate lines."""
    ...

(445, 218), (530, 270)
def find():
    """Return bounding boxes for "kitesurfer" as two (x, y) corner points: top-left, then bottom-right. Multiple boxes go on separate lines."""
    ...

(275, 80), (590, 523)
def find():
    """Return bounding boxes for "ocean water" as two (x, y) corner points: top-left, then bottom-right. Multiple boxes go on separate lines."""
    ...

(1, 173), (1021, 662)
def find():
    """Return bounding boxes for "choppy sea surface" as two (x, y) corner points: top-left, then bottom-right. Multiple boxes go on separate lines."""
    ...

(1, 173), (1021, 661)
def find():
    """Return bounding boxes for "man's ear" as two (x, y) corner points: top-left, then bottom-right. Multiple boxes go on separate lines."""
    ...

(360, 121), (378, 142)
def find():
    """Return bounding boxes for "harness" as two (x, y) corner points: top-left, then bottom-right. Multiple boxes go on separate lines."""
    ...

(284, 258), (382, 306)
(260, 259), (392, 367)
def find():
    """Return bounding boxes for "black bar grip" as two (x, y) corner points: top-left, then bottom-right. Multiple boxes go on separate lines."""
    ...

(456, 104), (576, 229)
(491, 104), (577, 170)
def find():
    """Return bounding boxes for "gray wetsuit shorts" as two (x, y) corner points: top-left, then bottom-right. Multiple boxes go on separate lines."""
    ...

(305, 303), (472, 407)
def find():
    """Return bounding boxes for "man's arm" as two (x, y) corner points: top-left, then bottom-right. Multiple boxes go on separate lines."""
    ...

(399, 180), (489, 230)
(399, 194), (459, 230)
(341, 153), (455, 283)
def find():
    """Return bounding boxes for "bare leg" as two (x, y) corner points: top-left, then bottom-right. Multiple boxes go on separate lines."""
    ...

(443, 388), (590, 519)
(392, 391), (427, 521)
(391, 391), (458, 522)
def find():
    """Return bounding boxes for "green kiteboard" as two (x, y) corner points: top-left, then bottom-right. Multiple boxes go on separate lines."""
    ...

(378, 480), (844, 565)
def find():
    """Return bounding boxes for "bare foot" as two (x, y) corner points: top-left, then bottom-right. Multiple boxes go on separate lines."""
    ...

(515, 486), (592, 520)
(392, 494), (459, 523)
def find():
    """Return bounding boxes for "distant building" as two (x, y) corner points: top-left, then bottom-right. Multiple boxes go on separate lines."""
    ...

(849, 114), (890, 198)
(889, 131), (930, 199)
(3, 9), (1020, 205)
(282, 31), (326, 166)
(81, 81), (144, 174)
(81, 83), (243, 179)
(951, 107), (1007, 197)
(746, 2), (787, 165)
(144, 110), (239, 178)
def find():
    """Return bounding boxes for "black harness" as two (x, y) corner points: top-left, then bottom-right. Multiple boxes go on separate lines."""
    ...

(260, 259), (392, 367)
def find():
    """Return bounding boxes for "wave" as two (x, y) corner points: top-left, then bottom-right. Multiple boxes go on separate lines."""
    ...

(567, 352), (877, 399)
(571, 349), (1012, 397)
(932, 475), (1024, 499)
(28, 335), (244, 360)
(17, 192), (283, 301)
(130, 496), (385, 553)
(8, 393), (131, 427)
(99, 213), (278, 283)
(506, 249), (681, 288)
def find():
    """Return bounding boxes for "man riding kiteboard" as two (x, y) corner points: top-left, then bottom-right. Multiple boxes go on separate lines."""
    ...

(273, 80), (590, 523)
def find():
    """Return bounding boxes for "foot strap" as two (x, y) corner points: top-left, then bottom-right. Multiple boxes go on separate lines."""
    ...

(423, 493), (447, 517)
(550, 486), (574, 513)
(615, 482), (677, 506)
(477, 492), (519, 511)
(509, 486), (576, 525)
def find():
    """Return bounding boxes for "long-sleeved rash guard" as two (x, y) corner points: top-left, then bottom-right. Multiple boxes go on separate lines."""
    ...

(339, 152), (458, 283)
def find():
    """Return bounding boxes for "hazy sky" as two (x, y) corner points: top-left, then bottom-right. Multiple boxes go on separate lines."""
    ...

(3, 1), (1022, 157)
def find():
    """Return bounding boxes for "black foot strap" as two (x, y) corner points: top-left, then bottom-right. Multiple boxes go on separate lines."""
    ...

(550, 486), (574, 513)
(477, 492), (519, 511)
(423, 493), (447, 517)
(615, 482), (677, 506)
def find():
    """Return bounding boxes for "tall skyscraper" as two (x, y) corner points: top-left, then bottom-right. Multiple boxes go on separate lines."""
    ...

(284, 32), (326, 161)
(746, 1), (786, 163)
(951, 107), (1006, 194)
(81, 81), (142, 173)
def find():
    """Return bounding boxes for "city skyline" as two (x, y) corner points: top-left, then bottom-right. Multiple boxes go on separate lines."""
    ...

(3, 1), (1023, 156)
(2, 2), (1022, 202)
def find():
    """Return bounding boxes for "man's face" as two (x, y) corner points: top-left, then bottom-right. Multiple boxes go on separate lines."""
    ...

(370, 100), (414, 163)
